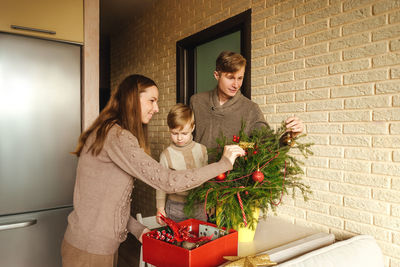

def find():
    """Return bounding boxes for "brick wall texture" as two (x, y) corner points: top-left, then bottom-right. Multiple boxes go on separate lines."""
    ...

(110, 0), (400, 265)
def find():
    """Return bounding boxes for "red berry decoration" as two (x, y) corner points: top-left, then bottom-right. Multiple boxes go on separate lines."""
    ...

(253, 150), (258, 154)
(215, 173), (226, 181)
(252, 168), (264, 182)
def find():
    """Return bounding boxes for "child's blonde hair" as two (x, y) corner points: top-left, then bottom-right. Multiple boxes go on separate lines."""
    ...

(167, 103), (195, 130)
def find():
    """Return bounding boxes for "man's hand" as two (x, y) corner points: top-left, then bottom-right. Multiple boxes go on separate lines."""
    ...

(285, 116), (304, 138)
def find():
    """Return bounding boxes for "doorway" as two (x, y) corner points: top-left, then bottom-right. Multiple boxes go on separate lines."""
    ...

(176, 9), (252, 104)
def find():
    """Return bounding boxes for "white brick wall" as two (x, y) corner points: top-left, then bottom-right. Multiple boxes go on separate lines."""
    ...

(111, 0), (400, 265)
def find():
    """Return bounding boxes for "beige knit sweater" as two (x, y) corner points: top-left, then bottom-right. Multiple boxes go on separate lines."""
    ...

(156, 140), (208, 209)
(63, 124), (232, 255)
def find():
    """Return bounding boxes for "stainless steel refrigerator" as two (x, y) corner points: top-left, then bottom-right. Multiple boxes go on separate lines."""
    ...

(0, 33), (81, 267)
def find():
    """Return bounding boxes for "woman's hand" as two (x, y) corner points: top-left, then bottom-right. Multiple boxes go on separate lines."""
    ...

(139, 228), (151, 243)
(222, 145), (246, 166)
(156, 208), (167, 225)
(285, 116), (304, 138)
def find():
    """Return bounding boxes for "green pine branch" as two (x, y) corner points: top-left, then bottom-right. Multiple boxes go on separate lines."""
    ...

(184, 121), (313, 230)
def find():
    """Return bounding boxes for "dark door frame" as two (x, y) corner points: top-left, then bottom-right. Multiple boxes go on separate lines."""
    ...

(176, 9), (252, 104)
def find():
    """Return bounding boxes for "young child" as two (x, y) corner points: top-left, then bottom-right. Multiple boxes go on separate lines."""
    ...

(156, 103), (208, 224)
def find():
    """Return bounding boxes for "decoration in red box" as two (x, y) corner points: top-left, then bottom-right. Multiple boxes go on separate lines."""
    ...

(148, 213), (212, 249)
(185, 122), (313, 235)
(143, 219), (238, 267)
(149, 227), (175, 243)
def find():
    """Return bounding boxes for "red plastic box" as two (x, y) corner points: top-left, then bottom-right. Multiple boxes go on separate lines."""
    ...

(142, 219), (238, 267)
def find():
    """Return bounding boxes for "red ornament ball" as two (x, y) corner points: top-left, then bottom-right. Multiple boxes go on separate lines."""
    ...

(252, 169), (264, 182)
(215, 173), (226, 181)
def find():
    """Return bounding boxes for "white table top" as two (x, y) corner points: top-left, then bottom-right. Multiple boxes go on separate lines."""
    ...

(238, 216), (319, 257)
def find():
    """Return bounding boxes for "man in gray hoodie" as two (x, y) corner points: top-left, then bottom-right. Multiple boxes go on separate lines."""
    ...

(190, 51), (303, 152)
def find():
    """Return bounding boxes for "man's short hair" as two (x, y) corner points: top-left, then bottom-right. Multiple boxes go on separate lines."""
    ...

(216, 51), (247, 73)
(167, 103), (195, 130)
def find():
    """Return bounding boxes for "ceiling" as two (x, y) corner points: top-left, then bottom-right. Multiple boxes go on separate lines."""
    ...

(100, 0), (157, 37)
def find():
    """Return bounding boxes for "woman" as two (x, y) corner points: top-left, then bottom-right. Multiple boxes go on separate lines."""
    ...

(61, 74), (244, 267)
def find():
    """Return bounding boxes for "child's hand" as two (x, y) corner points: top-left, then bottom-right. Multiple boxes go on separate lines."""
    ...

(222, 145), (245, 166)
(156, 208), (167, 225)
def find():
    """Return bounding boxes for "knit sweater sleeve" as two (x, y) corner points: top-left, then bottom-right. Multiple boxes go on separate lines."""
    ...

(156, 151), (168, 209)
(127, 216), (147, 241)
(104, 126), (233, 193)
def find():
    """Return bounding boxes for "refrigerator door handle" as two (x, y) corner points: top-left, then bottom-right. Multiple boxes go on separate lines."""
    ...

(0, 219), (37, 231)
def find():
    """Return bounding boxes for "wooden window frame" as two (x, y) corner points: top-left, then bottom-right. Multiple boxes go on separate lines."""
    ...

(176, 9), (252, 104)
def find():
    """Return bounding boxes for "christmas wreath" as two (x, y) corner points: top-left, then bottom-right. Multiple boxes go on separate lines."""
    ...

(184, 121), (313, 231)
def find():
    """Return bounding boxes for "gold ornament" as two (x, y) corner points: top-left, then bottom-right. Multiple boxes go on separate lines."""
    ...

(223, 254), (277, 267)
(238, 141), (255, 149)
(282, 131), (295, 147)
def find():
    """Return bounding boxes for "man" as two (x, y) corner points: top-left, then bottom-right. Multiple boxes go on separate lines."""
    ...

(190, 51), (303, 151)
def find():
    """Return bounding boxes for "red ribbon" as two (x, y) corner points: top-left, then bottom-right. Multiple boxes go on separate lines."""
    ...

(208, 150), (280, 184)
(236, 191), (247, 227)
(203, 149), (283, 222)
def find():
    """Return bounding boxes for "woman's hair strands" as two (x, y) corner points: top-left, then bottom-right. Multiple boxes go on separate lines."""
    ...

(73, 74), (157, 156)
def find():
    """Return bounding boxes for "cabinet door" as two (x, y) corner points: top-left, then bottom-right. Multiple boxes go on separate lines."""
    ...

(0, 0), (83, 43)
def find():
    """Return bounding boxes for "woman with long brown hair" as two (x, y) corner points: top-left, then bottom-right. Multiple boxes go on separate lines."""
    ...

(61, 74), (244, 267)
